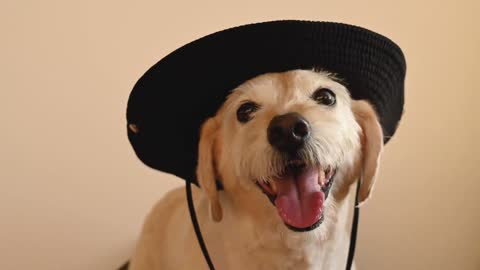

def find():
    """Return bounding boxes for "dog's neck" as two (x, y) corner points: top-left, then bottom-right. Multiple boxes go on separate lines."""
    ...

(205, 182), (355, 269)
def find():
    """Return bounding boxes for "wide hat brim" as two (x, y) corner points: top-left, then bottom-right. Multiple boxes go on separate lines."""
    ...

(126, 20), (406, 184)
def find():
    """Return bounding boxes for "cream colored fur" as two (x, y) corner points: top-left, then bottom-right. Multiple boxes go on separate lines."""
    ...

(129, 70), (384, 270)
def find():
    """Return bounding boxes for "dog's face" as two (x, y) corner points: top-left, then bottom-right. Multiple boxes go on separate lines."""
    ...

(197, 70), (383, 236)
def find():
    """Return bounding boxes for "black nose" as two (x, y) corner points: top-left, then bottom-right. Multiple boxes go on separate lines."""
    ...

(267, 112), (310, 153)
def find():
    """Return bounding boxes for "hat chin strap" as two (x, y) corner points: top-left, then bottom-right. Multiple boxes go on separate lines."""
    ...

(186, 181), (216, 270)
(346, 178), (361, 270)
(186, 179), (361, 270)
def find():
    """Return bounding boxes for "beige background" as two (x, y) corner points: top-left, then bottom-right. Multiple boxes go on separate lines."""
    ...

(1, 0), (479, 269)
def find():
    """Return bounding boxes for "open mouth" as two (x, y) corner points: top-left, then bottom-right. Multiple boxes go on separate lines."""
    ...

(256, 160), (337, 232)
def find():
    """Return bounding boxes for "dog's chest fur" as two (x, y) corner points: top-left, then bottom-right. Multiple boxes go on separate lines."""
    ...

(223, 239), (338, 270)
(129, 186), (354, 270)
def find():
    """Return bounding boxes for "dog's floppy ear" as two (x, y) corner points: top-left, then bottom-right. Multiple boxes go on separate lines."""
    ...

(352, 100), (384, 205)
(197, 117), (223, 222)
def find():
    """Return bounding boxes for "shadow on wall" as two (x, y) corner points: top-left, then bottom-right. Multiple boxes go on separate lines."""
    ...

(117, 261), (129, 270)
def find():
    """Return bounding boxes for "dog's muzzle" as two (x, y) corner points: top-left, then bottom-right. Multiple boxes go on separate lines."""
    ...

(258, 113), (337, 232)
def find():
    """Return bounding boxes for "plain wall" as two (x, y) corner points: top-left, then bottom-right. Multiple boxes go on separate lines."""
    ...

(1, 0), (479, 269)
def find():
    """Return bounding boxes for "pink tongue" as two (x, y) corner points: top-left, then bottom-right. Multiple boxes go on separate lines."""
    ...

(274, 167), (324, 229)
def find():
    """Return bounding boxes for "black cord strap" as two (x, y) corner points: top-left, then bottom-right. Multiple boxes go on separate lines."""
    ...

(187, 179), (360, 270)
(186, 181), (216, 270)
(345, 180), (361, 270)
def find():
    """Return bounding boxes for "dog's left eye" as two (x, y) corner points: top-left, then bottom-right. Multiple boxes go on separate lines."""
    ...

(312, 88), (336, 106)
(237, 101), (260, 123)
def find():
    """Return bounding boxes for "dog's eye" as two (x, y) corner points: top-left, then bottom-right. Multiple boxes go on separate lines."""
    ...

(237, 101), (259, 123)
(312, 88), (336, 106)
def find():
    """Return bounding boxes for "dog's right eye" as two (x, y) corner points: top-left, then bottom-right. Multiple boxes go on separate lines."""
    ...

(237, 101), (259, 123)
(311, 88), (336, 106)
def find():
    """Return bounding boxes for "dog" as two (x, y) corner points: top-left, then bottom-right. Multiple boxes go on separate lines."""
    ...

(128, 69), (383, 270)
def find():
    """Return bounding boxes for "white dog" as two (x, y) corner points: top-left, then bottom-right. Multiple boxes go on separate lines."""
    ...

(128, 69), (383, 270)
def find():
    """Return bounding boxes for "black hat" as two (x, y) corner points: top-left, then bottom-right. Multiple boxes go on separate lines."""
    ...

(126, 20), (406, 185)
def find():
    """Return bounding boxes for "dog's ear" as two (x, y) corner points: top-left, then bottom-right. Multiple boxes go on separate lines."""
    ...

(352, 100), (384, 205)
(197, 117), (223, 222)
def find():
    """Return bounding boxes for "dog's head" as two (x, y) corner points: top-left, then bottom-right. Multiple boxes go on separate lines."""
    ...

(197, 69), (383, 235)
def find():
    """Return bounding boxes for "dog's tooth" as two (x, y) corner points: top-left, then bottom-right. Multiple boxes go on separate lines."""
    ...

(326, 168), (334, 180)
(319, 169), (326, 186)
(270, 181), (277, 194)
